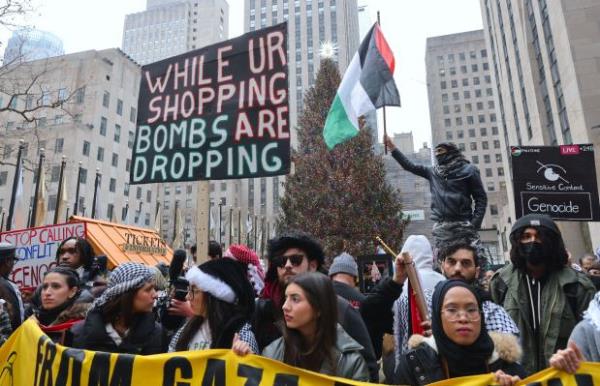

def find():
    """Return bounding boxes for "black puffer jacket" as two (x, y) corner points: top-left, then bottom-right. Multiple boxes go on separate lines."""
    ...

(390, 148), (487, 229)
(393, 332), (527, 385)
(71, 309), (166, 354)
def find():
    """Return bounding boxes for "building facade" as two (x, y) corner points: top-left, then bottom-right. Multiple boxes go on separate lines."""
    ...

(122, 0), (235, 246)
(3, 28), (64, 64)
(480, 0), (600, 259)
(425, 30), (504, 263)
(0, 49), (156, 230)
(244, 0), (360, 240)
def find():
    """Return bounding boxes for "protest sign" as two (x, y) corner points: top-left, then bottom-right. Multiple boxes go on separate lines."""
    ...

(511, 144), (600, 221)
(130, 23), (290, 184)
(0, 222), (86, 288)
(1, 320), (599, 386)
(357, 254), (393, 294)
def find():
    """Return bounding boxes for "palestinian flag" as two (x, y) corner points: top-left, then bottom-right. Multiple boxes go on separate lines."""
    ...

(323, 23), (400, 149)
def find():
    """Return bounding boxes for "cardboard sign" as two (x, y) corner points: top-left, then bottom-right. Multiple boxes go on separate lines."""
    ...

(130, 23), (290, 184)
(0, 222), (86, 288)
(511, 145), (600, 221)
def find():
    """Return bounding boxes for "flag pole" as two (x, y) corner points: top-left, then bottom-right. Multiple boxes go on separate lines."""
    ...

(237, 208), (241, 244)
(0, 210), (5, 231)
(377, 11), (389, 155)
(30, 148), (45, 227)
(91, 168), (100, 219)
(73, 161), (82, 216)
(53, 155), (67, 224)
(229, 206), (233, 247)
(7, 139), (24, 231)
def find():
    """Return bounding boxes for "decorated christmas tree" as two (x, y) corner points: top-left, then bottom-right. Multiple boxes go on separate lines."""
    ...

(278, 57), (407, 261)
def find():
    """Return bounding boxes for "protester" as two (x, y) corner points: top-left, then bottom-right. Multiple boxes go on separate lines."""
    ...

(329, 252), (365, 309)
(0, 242), (23, 331)
(234, 272), (369, 381)
(255, 231), (378, 381)
(55, 237), (99, 287)
(169, 258), (258, 352)
(208, 240), (222, 260)
(0, 300), (12, 345)
(223, 244), (265, 297)
(490, 214), (596, 374)
(579, 254), (597, 273)
(384, 135), (487, 261)
(393, 280), (526, 385)
(72, 262), (166, 354)
(31, 267), (91, 345)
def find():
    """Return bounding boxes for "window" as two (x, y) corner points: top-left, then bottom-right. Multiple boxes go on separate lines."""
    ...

(100, 117), (107, 136)
(146, 190), (152, 203)
(442, 94), (448, 102)
(452, 92), (460, 100)
(75, 88), (85, 104)
(468, 128), (476, 137)
(55, 138), (64, 153)
(488, 100), (495, 109)
(467, 116), (474, 124)
(465, 103), (472, 112)
(58, 88), (67, 101)
(470, 50), (476, 59)
(116, 99), (123, 115)
(462, 78), (469, 86)
(495, 153), (502, 162)
(480, 127), (487, 136)
(494, 140), (501, 149)
(454, 105), (461, 113)
(128, 131), (135, 149)
(80, 168), (87, 184)
(470, 142), (477, 150)
(107, 204), (114, 219)
(443, 106), (450, 114)
(451, 80), (458, 88)
(475, 89), (482, 97)
(82, 141), (90, 156)
(485, 168), (493, 177)
(455, 117), (463, 125)
(481, 49), (487, 58)
(472, 155), (479, 164)
(449, 67), (456, 75)
(124, 184), (130, 197)
(126, 159), (131, 172)
(441, 81), (447, 89)
(114, 124), (121, 142)
(490, 205), (498, 215)
(479, 114), (486, 123)
(492, 126), (499, 135)
(102, 91), (110, 108)
(490, 113), (497, 122)
(498, 167), (505, 176)
(111, 153), (118, 167)
(0, 171), (7, 186)
(97, 147), (104, 162)
(459, 52), (466, 61)
(471, 64), (478, 72)
(482, 141), (489, 150)
(474, 77), (480, 85)
(464, 91), (471, 99)
(484, 154), (491, 163)
(130, 107), (137, 123)
(457, 130), (464, 139)
(460, 65), (467, 74)
(51, 166), (60, 182)
(444, 119), (451, 127)
(446, 131), (453, 140)
(458, 143), (466, 151)
(109, 178), (116, 192)
(136, 187), (142, 199)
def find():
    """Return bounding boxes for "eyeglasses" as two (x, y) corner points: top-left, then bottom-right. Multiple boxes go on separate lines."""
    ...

(58, 247), (78, 255)
(273, 254), (305, 268)
(442, 307), (481, 322)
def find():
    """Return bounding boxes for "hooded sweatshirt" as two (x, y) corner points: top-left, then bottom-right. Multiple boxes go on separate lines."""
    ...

(400, 235), (445, 295)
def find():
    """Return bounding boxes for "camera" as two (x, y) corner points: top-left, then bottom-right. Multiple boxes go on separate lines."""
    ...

(172, 277), (189, 301)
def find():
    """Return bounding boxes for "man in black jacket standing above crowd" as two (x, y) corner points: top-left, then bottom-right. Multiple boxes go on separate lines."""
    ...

(384, 135), (487, 266)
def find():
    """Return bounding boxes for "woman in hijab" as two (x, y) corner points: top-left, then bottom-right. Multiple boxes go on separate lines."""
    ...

(32, 267), (91, 345)
(394, 280), (526, 385)
(550, 291), (600, 372)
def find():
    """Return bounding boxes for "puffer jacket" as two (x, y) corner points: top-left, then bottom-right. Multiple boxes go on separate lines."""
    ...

(390, 148), (487, 229)
(262, 324), (369, 382)
(393, 332), (526, 385)
(490, 264), (595, 374)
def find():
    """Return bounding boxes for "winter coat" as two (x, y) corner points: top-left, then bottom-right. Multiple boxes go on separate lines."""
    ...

(71, 309), (167, 354)
(254, 291), (378, 381)
(38, 303), (91, 346)
(0, 276), (23, 330)
(490, 264), (596, 374)
(262, 324), (369, 382)
(393, 332), (526, 385)
(332, 281), (365, 309)
(570, 319), (600, 363)
(390, 148), (487, 228)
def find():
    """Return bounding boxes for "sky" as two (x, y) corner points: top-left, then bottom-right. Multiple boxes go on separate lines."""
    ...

(0, 0), (484, 151)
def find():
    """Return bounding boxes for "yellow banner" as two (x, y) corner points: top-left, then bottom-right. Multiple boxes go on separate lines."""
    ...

(1, 319), (599, 386)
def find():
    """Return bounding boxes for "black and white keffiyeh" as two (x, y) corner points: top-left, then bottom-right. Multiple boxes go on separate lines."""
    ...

(92, 262), (154, 309)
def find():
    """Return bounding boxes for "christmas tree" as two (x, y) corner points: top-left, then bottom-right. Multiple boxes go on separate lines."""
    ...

(278, 58), (407, 262)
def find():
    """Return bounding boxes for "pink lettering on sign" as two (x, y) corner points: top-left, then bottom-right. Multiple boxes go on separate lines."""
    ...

(560, 145), (580, 155)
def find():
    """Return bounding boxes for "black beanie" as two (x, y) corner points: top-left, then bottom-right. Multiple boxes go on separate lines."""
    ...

(510, 213), (560, 238)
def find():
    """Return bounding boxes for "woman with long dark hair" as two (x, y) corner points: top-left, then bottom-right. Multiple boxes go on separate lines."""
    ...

(234, 272), (368, 381)
(72, 262), (165, 354)
(169, 258), (257, 352)
(393, 280), (526, 385)
(31, 267), (91, 345)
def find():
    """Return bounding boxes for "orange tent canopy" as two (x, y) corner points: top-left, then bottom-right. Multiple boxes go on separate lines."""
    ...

(69, 216), (173, 269)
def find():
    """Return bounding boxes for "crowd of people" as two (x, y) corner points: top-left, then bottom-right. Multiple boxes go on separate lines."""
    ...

(1, 213), (600, 384)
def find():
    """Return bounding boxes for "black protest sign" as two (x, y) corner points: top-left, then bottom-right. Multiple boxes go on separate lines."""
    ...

(357, 254), (393, 294)
(511, 144), (600, 221)
(130, 23), (290, 184)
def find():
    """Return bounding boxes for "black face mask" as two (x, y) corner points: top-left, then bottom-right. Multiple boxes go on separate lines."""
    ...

(518, 242), (545, 265)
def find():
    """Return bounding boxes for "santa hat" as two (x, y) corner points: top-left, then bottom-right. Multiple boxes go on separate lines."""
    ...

(185, 259), (255, 313)
(223, 244), (265, 296)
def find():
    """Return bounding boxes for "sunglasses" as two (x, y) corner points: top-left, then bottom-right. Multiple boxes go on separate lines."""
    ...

(59, 247), (78, 255)
(273, 254), (305, 268)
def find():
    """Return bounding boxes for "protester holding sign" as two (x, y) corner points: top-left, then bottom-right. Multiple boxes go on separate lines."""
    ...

(72, 262), (166, 354)
(169, 258), (258, 353)
(393, 280), (526, 385)
(30, 267), (91, 345)
(490, 213), (596, 374)
(234, 272), (369, 381)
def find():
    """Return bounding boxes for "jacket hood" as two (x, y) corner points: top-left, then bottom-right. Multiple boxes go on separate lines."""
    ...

(408, 331), (522, 364)
(401, 235), (434, 270)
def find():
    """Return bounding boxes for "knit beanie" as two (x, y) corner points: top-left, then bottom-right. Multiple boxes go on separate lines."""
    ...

(328, 252), (359, 278)
(92, 262), (154, 309)
(186, 259), (255, 311)
(510, 213), (560, 237)
(223, 244), (265, 296)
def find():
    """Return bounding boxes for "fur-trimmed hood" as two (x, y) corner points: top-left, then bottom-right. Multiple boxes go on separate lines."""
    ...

(52, 302), (91, 326)
(407, 331), (522, 364)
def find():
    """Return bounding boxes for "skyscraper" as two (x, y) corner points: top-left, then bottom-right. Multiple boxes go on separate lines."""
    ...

(243, 0), (360, 232)
(122, 0), (233, 246)
(480, 0), (600, 259)
(425, 30), (504, 263)
(3, 28), (64, 64)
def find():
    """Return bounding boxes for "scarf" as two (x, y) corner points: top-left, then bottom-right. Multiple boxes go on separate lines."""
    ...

(36, 295), (78, 327)
(431, 280), (494, 378)
(584, 292), (600, 332)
